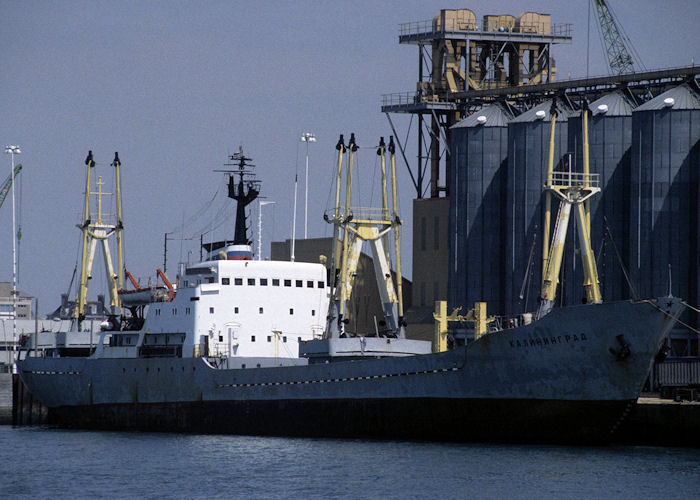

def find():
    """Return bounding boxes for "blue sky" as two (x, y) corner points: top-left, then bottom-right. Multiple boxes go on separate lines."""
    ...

(1, 0), (698, 311)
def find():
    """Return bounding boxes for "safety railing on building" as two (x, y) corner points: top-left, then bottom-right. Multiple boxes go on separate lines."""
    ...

(399, 19), (572, 38)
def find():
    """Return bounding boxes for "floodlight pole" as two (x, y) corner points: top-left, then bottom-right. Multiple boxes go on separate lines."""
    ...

(4, 145), (20, 370)
(300, 133), (316, 239)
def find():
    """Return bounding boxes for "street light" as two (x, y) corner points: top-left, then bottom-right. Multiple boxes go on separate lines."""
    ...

(258, 200), (275, 261)
(4, 145), (20, 368)
(300, 133), (316, 239)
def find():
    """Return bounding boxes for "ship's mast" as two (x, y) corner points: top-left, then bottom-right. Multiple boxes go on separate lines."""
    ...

(210, 148), (261, 261)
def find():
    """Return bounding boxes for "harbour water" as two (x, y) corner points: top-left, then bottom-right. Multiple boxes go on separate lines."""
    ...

(1, 426), (698, 498)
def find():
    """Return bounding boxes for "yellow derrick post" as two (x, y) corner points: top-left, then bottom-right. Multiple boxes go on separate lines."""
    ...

(542, 108), (557, 287)
(331, 136), (346, 285)
(389, 137), (404, 325)
(337, 134), (357, 323)
(474, 301), (487, 339)
(433, 301), (448, 353)
(113, 153), (124, 293)
(582, 104), (591, 234)
(75, 151), (94, 319)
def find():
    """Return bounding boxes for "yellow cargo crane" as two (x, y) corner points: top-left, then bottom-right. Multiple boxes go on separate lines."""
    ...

(325, 134), (405, 338)
(538, 103), (602, 319)
(74, 151), (125, 323)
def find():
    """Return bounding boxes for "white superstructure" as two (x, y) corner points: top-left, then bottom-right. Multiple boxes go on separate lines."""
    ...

(99, 257), (329, 361)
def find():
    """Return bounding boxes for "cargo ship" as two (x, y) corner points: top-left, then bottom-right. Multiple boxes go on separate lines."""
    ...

(16, 130), (684, 444)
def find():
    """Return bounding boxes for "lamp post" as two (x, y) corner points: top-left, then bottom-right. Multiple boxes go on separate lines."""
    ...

(4, 145), (20, 367)
(300, 133), (316, 239)
(258, 200), (275, 260)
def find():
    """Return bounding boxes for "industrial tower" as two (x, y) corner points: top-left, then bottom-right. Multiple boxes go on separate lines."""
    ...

(383, 8), (572, 199)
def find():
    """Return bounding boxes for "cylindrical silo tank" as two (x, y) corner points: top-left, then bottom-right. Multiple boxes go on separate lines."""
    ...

(505, 99), (572, 316)
(565, 91), (635, 306)
(449, 104), (512, 316)
(630, 84), (700, 330)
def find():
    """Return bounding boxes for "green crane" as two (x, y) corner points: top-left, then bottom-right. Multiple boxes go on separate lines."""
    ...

(592, 0), (644, 75)
(0, 163), (22, 210)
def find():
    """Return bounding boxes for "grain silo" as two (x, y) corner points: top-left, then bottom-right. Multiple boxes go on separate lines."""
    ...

(449, 104), (512, 315)
(630, 84), (700, 334)
(505, 99), (572, 315)
(565, 91), (635, 306)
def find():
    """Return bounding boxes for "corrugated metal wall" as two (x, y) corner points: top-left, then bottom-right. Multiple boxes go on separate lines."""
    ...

(630, 86), (700, 329)
(449, 107), (509, 315)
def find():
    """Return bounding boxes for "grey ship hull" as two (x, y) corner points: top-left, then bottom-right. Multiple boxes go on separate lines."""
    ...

(18, 298), (681, 443)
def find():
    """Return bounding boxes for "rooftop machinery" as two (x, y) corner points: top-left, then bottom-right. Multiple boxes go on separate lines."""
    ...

(74, 151), (124, 323)
(325, 134), (405, 338)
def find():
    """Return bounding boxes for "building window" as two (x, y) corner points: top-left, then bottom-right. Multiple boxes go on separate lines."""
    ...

(290, 308), (294, 315)
(259, 307), (264, 314)
(307, 280), (314, 288)
(272, 278), (280, 286)
(317, 281), (324, 288)
(434, 216), (440, 250)
(172, 308), (177, 315)
(155, 309), (161, 316)
(284, 279), (292, 287)
(296, 280), (303, 288)
(283, 336), (287, 343)
(312, 310), (315, 316)
(222, 277), (230, 285)
(421, 217), (426, 251)
(234, 307), (239, 314)
(251, 336), (255, 342)
(185, 307), (191, 315)
(219, 335), (223, 342)
(235, 278), (243, 285)
(248, 278), (255, 286)
(210, 307), (215, 314)
(267, 336), (271, 342)
(260, 278), (268, 286)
